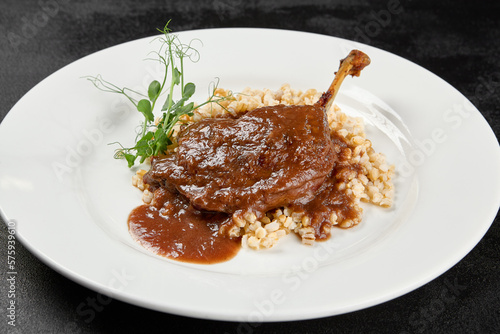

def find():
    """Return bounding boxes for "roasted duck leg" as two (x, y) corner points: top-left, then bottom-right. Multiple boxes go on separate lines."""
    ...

(144, 50), (371, 216)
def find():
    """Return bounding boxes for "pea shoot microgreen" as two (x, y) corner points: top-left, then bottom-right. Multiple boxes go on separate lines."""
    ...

(84, 21), (233, 167)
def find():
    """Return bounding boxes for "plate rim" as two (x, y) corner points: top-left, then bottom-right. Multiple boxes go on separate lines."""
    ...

(1, 27), (499, 322)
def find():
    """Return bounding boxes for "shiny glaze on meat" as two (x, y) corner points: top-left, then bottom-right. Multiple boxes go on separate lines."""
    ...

(145, 104), (336, 215)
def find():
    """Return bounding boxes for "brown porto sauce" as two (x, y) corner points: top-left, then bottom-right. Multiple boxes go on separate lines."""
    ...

(128, 187), (241, 264)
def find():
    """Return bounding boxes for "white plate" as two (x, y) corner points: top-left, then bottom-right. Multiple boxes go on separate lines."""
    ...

(1, 28), (499, 322)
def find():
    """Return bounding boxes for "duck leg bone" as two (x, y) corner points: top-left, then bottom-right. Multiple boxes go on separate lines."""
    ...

(316, 50), (371, 111)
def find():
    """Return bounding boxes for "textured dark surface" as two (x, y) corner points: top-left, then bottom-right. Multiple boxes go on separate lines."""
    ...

(1, 0), (499, 333)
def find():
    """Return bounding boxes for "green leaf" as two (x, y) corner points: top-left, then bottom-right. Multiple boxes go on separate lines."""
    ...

(183, 82), (195, 99)
(175, 102), (194, 115)
(136, 131), (154, 148)
(137, 99), (154, 122)
(172, 68), (181, 85)
(148, 80), (161, 101)
(123, 153), (136, 168)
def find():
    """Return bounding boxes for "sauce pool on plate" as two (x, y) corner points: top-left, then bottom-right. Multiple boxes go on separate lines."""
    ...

(128, 187), (241, 264)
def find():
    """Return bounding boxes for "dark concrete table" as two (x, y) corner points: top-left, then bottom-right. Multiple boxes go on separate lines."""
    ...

(1, 1), (499, 333)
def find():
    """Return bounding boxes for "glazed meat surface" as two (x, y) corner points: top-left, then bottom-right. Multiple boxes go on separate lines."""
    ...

(144, 104), (336, 214)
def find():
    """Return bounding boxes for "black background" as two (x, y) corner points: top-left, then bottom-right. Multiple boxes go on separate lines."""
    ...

(1, 0), (499, 333)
